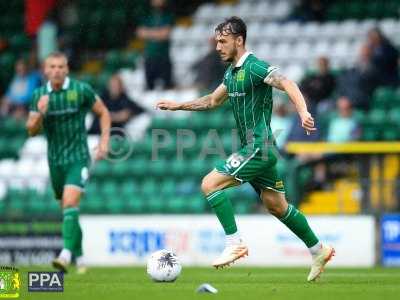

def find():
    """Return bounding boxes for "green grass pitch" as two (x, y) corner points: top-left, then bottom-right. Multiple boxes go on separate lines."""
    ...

(19, 267), (400, 300)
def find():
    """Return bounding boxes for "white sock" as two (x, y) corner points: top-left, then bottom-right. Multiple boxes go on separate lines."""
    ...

(309, 242), (322, 256)
(226, 231), (242, 246)
(76, 256), (85, 267)
(59, 249), (72, 264)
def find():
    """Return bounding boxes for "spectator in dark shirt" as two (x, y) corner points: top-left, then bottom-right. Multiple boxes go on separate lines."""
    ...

(137, 0), (174, 90)
(337, 44), (379, 110)
(89, 74), (144, 134)
(289, 0), (327, 22)
(300, 56), (336, 115)
(367, 28), (399, 87)
(192, 38), (227, 93)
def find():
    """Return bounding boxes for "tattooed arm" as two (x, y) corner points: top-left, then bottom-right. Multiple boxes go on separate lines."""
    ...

(264, 71), (316, 133)
(156, 84), (228, 111)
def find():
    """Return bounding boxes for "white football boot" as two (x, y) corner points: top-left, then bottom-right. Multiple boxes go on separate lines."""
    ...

(212, 243), (248, 269)
(307, 244), (335, 282)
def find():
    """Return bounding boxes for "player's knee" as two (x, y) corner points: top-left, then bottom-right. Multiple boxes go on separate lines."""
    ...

(201, 176), (218, 196)
(62, 198), (79, 209)
(267, 204), (286, 218)
(262, 193), (287, 217)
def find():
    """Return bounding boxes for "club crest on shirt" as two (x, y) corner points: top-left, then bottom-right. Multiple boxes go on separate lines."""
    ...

(275, 181), (284, 189)
(237, 70), (245, 81)
(67, 90), (78, 101)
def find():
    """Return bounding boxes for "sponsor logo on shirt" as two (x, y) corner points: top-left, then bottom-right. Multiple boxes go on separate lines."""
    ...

(47, 108), (79, 116)
(228, 92), (246, 97)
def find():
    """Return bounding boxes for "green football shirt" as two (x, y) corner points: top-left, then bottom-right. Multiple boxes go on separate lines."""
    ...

(140, 11), (174, 58)
(29, 77), (97, 166)
(222, 52), (279, 148)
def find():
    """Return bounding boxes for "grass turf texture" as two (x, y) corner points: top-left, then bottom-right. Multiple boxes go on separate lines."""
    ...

(19, 267), (400, 300)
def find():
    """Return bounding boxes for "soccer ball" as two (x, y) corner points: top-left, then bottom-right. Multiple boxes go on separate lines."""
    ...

(146, 249), (182, 282)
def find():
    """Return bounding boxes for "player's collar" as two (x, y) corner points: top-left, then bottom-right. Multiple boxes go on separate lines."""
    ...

(46, 77), (70, 92)
(234, 51), (252, 68)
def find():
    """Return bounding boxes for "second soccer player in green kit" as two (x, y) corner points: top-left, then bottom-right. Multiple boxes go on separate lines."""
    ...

(156, 17), (334, 282)
(26, 52), (111, 274)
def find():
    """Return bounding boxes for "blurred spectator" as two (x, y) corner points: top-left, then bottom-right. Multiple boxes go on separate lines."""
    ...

(137, 0), (174, 90)
(289, 0), (327, 22)
(192, 37), (226, 92)
(271, 100), (293, 150)
(89, 75), (144, 134)
(337, 44), (379, 110)
(367, 28), (399, 87)
(300, 56), (336, 114)
(326, 96), (360, 143)
(38, 11), (58, 63)
(0, 59), (41, 120)
(287, 114), (322, 143)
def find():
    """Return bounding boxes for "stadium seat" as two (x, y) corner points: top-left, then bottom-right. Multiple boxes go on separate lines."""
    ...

(146, 195), (165, 213)
(186, 195), (206, 213)
(126, 196), (146, 213)
(166, 196), (187, 213)
(372, 87), (396, 109)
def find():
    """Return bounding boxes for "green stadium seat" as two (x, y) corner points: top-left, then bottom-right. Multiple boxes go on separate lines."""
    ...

(129, 156), (148, 176)
(149, 160), (168, 177)
(368, 109), (386, 125)
(9, 34), (31, 52)
(141, 179), (158, 197)
(104, 197), (125, 214)
(160, 179), (176, 196)
(0, 200), (6, 217)
(382, 123), (399, 141)
(186, 195), (206, 213)
(147, 196), (165, 213)
(170, 159), (186, 177)
(81, 195), (104, 213)
(8, 195), (25, 217)
(47, 199), (61, 214)
(362, 125), (381, 141)
(28, 197), (49, 216)
(126, 196), (146, 213)
(91, 160), (111, 178)
(101, 181), (118, 199)
(372, 87), (396, 109)
(389, 108), (400, 126)
(112, 162), (132, 178)
(188, 160), (207, 177)
(120, 180), (139, 198)
(234, 201), (252, 214)
(166, 196), (186, 213)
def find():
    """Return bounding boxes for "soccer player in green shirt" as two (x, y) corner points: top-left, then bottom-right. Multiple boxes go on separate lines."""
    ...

(156, 17), (334, 281)
(26, 52), (111, 273)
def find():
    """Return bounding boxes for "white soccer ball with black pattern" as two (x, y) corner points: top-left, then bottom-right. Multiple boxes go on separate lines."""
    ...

(147, 249), (182, 282)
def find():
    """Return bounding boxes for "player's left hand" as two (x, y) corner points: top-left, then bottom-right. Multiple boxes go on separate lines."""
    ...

(94, 141), (109, 160)
(299, 111), (316, 135)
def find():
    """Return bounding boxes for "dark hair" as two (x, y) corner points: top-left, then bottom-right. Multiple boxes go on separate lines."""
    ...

(215, 16), (247, 44)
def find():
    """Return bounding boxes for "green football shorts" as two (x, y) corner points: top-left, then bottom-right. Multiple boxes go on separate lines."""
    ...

(215, 145), (285, 194)
(49, 161), (90, 200)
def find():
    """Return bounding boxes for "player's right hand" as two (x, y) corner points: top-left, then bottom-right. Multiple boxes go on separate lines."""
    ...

(37, 95), (49, 115)
(156, 100), (181, 111)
